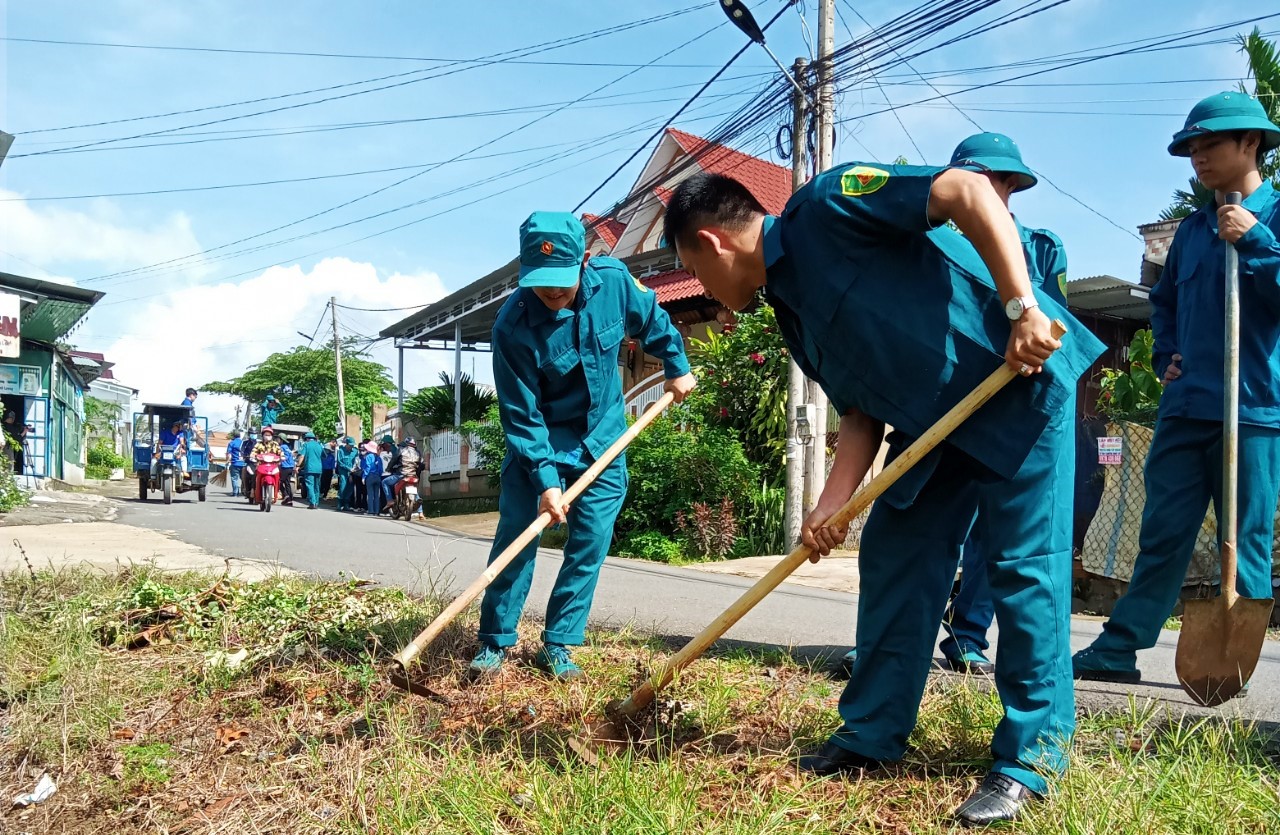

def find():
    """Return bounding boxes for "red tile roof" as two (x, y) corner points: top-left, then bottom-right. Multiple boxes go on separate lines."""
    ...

(653, 185), (672, 206)
(641, 268), (706, 305)
(664, 128), (792, 215)
(582, 213), (627, 248)
(68, 349), (115, 380)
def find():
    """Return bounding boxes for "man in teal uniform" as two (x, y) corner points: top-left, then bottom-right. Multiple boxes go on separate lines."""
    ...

(1074, 92), (1280, 683)
(664, 163), (1104, 825)
(840, 132), (1071, 678)
(470, 211), (696, 681)
(297, 431), (326, 510)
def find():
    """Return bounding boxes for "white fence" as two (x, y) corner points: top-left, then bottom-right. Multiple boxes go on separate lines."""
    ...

(624, 371), (666, 418)
(427, 429), (479, 476)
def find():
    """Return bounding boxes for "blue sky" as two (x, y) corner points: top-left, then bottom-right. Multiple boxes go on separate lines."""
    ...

(0, 0), (1274, 429)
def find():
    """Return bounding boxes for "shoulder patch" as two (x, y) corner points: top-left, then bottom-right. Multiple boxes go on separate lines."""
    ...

(1057, 271), (1068, 299)
(840, 165), (890, 197)
(632, 275), (651, 294)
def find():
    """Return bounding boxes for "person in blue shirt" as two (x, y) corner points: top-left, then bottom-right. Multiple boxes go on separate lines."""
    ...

(297, 431), (326, 510)
(154, 419), (189, 483)
(278, 438), (297, 506)
(181, 388), (198, 409)
(664, 163), (1104, 825)
(226, 431), (244, 497)
(839, 133), (1071, 679)
(241, 429), (258, 498)
(335, 436), (358, 511)
(1074, 92), (1280, 685)
(360, 440), (384, 516)
(469, 211), (695, 682)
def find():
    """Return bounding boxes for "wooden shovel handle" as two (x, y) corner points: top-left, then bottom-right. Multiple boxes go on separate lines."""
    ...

(393, 391), (676, 670)
(1221, 190), (1242, 605)
(617, 321), (1068, 717)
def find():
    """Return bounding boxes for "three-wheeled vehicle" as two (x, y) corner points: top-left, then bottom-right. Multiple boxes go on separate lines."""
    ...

(133, 402), (210, 504)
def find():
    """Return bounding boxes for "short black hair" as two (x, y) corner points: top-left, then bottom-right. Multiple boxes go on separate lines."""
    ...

(663, 172), (767, 252)
(1225, 130), (1268, 167)
(186, 387), (197, 396)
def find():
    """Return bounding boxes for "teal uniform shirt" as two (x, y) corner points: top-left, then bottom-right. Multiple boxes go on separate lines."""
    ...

(1150, 181), (1280, 427)
(762, 162), (1104, 480)
(491, 255), (690, 492)
(1022, 223), (1068, 306)
(298, 440), (326, 475)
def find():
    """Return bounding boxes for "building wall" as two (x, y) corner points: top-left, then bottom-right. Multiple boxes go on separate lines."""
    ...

(52, 353), (87, 484)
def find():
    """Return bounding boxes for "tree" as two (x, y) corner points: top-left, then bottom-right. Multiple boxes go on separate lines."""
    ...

(403, 371), (496, 429)
(203, 338), (393, 434)
(1160, 28), (1280, 219)
(83, 395), (123, 436)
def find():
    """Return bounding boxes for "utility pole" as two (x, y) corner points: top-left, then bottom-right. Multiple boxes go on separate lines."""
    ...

(805, 0), (837, 515)
(330, 297), (347, 436)
(784, 56), (810, 548)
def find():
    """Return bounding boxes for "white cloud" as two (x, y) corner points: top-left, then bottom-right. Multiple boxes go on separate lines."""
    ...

(0, 190), (459, 432)
(0, 189), (205, 274)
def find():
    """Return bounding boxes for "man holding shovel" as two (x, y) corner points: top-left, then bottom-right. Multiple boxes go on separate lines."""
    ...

(664, 162), (1103, 825)
(1074, 92), (1280, 685)
(469, 211), (695, 681)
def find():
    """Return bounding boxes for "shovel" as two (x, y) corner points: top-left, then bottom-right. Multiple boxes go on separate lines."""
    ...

(571, 320), (1069, 762)
(390, 391), (677, 698)
(1175, 191), (1272, 707)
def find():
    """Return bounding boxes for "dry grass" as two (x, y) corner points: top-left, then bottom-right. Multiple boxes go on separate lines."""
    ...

(2, 567), (1278, 834)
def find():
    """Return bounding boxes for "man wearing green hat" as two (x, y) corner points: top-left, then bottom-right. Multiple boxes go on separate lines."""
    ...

(335, 437), (358, 511)
(838, 132), (1071, 680)
(470, 211), (696, 681)
(297, 431), (326, 510)
(1074, 91), (1280, 684)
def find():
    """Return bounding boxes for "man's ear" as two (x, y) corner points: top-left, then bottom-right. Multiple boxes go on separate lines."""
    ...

(695, 227), (726, 255)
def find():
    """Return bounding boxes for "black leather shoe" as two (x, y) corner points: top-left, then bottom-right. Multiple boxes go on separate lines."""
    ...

(796, 741), (881, 777)
(954, 772), (1039, 827)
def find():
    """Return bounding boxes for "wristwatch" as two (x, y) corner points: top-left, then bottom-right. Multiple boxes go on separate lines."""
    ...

(1004, 295), (1039, 321)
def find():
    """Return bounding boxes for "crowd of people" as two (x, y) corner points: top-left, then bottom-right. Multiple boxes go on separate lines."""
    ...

(224, 428), (424, 515)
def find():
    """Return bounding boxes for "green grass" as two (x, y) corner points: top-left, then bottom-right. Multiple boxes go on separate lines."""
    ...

(1, 567), (1278, 834)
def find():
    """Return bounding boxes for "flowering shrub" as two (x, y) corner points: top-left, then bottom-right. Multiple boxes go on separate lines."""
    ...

(686, 306), (788, 471)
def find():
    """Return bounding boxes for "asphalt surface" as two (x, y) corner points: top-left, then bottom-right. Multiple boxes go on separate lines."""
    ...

(115, 489), (1280, 723)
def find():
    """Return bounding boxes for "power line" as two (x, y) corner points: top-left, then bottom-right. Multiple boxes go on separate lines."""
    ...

(7, 6), (706, 153)
(79, 20), (727, 287)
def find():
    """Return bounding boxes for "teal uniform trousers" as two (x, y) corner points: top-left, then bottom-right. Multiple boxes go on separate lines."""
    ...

(479, 449), (628, 648)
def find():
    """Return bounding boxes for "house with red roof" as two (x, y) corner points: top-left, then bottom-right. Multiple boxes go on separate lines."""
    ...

(381, 127), (793, 408)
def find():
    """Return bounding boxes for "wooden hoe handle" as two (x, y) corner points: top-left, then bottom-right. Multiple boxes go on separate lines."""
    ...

(616, 321), (1069, 717)
(393, 391), (677, 670)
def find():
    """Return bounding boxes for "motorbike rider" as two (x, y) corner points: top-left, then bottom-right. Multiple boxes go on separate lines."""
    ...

(248, 427), (284, 502)
(241, 428), (259, 498)
(381, 437), (422, 512)
(154, 418), (189, 482)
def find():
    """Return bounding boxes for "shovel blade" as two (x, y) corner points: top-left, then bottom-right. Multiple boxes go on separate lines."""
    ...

(566, 718), (630, 766)
(1175, 595), (1272, 706)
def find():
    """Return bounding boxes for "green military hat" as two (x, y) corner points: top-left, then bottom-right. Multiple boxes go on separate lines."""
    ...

(948, 132), (1038, 192)
(518, 211), (585, 289)
(1168, 91), (1280, 157)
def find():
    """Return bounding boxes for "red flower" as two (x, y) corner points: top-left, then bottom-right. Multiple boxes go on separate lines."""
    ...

(719, 407), (729, 418)
(749, 352), (765, 365)
(720, 380), (729, 388)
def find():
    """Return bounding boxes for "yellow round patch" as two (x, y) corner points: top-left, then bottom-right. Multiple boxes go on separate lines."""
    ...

(1057, 271), (1068, 299)
(840, 165), (890, 197)
(633, 276), (651, 293)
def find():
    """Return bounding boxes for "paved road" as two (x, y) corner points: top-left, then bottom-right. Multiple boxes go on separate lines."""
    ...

(116, 489), (1280, 722)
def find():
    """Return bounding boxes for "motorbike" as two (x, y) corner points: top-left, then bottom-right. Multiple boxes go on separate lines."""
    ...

(255, 453), (282, 513)
(156, 445), (180, 505)
(242, 460), (257, 504)
(390, 474), (420, 521)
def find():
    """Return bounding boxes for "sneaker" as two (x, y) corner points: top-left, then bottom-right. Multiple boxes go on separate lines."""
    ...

(942, 646), (995, 675)
(536, 643), (583, 680)
(468, 643), (506, 677)
(1072, 645), (1141, 683)
(838, 648), (857, 677)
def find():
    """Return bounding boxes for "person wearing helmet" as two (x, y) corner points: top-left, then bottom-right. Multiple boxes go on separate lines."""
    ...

(838, 132), (1070, 681)
(249, 428), (283, 465)
(662, 145), (1106, 823)
(335, 436), (358, 511)
(1074, 92), (1280, 685)
(297, 431), (326, 510)
(380, 436), (422, 513)
(469, 211), (696, 684)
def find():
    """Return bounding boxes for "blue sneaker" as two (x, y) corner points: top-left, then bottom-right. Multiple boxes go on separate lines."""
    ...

(535, 643), (583, 680)
(468, 643), (506, 677)
(838, 648), (858, 677)
(942, 646), (995, 676)
(1072, 645), (1140, 683)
